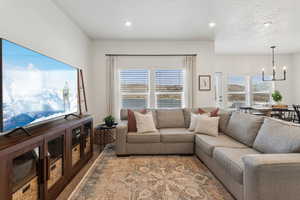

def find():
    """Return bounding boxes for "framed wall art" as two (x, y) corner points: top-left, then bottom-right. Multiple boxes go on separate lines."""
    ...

(198, 75), (211, 91)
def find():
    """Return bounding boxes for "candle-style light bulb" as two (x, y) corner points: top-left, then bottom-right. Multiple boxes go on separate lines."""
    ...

(283, 66), (287, 71)
(262, 67), (265, 81)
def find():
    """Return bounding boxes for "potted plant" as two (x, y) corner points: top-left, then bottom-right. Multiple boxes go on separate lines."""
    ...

(272, 90), (283, 105)
(103, 115), (115, 127)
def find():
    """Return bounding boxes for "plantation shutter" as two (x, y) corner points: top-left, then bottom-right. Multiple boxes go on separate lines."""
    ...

(155, 69), (184, 108)
(119, 69), (149, 109)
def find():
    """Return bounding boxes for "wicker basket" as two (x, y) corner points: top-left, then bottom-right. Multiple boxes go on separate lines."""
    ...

(47, 158), (62, 189)
(72, 144), (81, 166)
(12, 176), (38, 200)
(84, 136), (91, 154)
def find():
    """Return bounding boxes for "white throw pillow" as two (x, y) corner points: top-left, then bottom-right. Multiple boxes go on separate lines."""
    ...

(195, 115), (219, 137)
(188, 113), (210, 131)
(134, 111), (157, 133)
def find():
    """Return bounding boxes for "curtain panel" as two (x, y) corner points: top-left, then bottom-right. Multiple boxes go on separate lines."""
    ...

(106, 56), (119, 119)
(184, 56), (196, 108)
(106, 55), (196, 119)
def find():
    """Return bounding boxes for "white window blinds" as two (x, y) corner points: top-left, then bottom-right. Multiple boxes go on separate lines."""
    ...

(155, 69), (184, 108)
(119, 69), (184, 109)
(119, 69), (149, 109)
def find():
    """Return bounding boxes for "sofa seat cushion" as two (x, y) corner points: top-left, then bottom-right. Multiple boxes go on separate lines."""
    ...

(213, 147), (261, 184)
(195, 134), (247, 157)
(127, 131), (160, 143)
(225, 112), (264, 147)
(253, 118), (300, 153)
(160, 128), (194, 143)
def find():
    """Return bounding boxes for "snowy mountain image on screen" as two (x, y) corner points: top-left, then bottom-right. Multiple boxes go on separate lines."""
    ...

(2, 40), (78, 132)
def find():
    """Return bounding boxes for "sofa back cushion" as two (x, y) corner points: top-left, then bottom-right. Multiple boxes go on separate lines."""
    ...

(218, 112), (232, 133)
(226, 112), (264, 146)
(253, 118), (300, 153)
(157, 109), (185, 128)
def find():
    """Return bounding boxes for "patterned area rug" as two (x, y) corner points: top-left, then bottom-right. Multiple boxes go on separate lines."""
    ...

(70, 147), (234, 200)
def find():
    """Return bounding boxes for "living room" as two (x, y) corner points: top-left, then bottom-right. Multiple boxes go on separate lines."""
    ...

(0, 0), (300, 200)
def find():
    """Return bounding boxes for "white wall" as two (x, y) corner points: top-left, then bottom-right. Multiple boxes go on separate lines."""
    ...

(0, 0), (93, 109)
(91, 40), (293, 123)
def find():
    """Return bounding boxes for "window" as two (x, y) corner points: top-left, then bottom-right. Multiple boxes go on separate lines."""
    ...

(119, 69), (149, 109)
(155, 69), (184, 108)
(220, 74), (274, 109)
(119, 69), (185, 109)
(227, 76), (247, 108)
(251, 75), (273, 106)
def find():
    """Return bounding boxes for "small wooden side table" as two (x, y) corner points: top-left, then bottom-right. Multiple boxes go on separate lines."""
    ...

(94, 123), (117, 153)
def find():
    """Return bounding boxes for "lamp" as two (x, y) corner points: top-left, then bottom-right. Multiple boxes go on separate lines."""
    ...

(262, 46), (286, 81)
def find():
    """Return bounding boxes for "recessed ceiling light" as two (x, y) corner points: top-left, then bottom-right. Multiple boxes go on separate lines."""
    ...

(209, 22), (216, 28)
(264, 21), (272, 27)
(125, 21), (132, 27)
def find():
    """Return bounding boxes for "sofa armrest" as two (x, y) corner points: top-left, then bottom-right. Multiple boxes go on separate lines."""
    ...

(242, 154), (300, 200)
(115, 120), (128, 155)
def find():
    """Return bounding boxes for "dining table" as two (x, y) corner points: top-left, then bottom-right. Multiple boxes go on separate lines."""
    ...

(239, 105), (295, 118)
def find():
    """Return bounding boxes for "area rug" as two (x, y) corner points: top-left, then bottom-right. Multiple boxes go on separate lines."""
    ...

(69, 147), (234, 200)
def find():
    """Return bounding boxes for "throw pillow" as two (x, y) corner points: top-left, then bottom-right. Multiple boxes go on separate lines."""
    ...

(195, 115), (220, 137)
(128, 109), (146, 132)
(188, 112), (209, 131)
(134, 111), (157, 133)
(198, 108), (219, 117)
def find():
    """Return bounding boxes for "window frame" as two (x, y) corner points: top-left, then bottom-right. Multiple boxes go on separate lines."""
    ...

(118, 67), (186, 109)
(118, 68), (150, 109)
(250, 75), (274, 106)
(154, 68), (185, 109)
(223, 74), (274, 109)
(225, 75), (248, 109)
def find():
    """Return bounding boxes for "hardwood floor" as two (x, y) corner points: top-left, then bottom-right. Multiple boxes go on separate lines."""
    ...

(57, 145), (102, 200)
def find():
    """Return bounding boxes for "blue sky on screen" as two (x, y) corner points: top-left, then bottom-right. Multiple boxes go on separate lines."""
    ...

(2, 40), (74, 71)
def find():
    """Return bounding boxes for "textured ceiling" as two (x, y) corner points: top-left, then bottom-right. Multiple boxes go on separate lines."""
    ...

(53, 0), (300, 54)
(213, 0), (300, 54)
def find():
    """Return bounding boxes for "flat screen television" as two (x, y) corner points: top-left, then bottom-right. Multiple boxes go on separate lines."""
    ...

(0, 39), (78, 133)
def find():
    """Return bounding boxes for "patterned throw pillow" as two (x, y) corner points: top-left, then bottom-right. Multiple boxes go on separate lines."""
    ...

(195, 115), (220, 137)
(134, 112), (157, 133)
(127, 109), (146, 132)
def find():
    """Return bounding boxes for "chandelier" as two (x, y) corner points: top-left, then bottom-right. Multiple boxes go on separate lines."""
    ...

(262, 46), (286, 81)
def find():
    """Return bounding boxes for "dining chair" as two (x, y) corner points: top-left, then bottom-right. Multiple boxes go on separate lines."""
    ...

(292, 105), (300, 123)
(281, 110), (296, 122)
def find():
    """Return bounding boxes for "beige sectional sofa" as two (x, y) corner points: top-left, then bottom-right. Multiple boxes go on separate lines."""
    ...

(115, 108), (300, 200)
